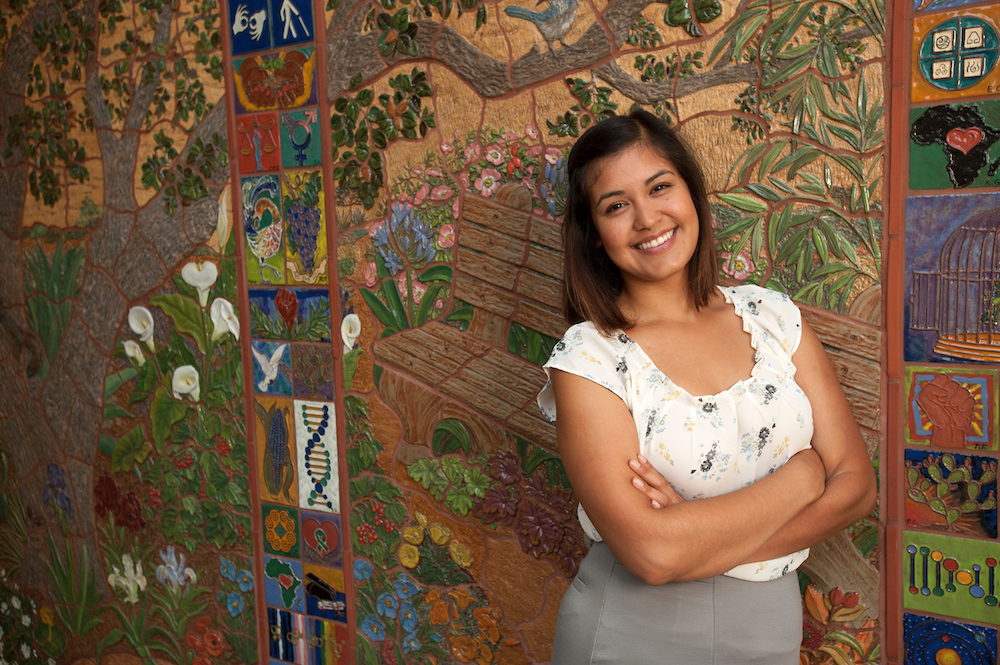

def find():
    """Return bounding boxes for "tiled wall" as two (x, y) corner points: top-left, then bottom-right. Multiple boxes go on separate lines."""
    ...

(888, 1), (1000, 663)
(0, 0), (888, 663)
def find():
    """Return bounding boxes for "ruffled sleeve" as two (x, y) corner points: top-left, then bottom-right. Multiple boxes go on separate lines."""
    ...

(725, 284), (803, 367)
(537, 322), (632, 424)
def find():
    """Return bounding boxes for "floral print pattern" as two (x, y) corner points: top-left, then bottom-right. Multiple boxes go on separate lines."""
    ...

(538, 285), (815, 581)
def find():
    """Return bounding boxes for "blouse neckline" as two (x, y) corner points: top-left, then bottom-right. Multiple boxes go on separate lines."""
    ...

(624, 285), (763, 400)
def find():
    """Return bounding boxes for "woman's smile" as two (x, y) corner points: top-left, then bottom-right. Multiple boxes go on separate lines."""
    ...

(634, 227), (676, 250)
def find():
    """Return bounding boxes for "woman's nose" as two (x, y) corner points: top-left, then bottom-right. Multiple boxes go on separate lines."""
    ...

(632, 198), (655, 229)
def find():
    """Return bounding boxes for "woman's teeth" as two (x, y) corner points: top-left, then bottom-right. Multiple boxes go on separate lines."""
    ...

(636, 228), (675, 250)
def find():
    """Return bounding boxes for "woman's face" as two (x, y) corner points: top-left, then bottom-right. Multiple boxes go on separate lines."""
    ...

(587, 143), (700, 291)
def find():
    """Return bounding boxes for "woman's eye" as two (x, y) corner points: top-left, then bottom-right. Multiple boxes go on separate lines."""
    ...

(605, 202), (625, 214)
(652, 182), (670, 193)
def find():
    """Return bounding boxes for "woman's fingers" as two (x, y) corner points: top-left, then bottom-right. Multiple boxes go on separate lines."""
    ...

(628, 455), (684, 507)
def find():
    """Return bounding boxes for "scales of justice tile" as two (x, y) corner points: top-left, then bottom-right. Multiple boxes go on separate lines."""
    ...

(909, 203), (1000, 362)
(294, 399), (339, 513)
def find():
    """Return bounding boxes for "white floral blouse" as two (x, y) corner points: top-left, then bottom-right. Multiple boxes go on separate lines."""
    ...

(537, 284), (814, 581)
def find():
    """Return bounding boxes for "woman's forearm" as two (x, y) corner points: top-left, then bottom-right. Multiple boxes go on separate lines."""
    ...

(739, 464), (877, 564)
(616, 450), (826, 585)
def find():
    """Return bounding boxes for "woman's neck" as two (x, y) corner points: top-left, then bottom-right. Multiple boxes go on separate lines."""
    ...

(619, 273), (704, 327)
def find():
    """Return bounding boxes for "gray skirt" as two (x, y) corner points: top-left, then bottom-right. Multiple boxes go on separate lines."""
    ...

(552, 544), (802, 665)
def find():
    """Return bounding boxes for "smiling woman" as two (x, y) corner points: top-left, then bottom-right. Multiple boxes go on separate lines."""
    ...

(537, 110), (876, 665)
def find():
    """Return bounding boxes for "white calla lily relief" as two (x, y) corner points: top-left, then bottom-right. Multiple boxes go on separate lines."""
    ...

(210, 298), (240, 342)
(181, 261), (219, 307)
(216, 189), (231, 252)
(123, 340), (145, 367)
(172, 365), (200, 402)
(128, 306), (155, 351)
(341, 313), (361, 354)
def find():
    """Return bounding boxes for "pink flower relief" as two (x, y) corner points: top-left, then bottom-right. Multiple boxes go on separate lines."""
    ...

(397, 272), (409, 298)
(544, 148), (562, 165)
(475, 168), (502, 196)
(721, 251), (755, 280)
(413, 183), (430, 206)
(525, 124), (539, 139)
(431, 185), (453, 201)
(521, 177), (535, 191)
(413, 167), (424, 175)
(440, 142), (454, 154)
(464, 143), (481, 162)
(527, 146), (542, 158)
(368, 221), (384, 239)
(427, 168), (443, 178)
(365, 262), (378, 287)
(460, 173), (471, 189)
(452, 198), (461, 220)
(485, 145), (505, 166)
(438, 224), (456, 248)
(412, 281), (427, 304)
(502, 131), (521, 142)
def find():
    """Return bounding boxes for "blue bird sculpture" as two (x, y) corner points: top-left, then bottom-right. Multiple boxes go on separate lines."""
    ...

(504, 0), (578, 52)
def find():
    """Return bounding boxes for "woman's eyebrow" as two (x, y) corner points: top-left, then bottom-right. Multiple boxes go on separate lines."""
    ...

(594, 169), (675, 206)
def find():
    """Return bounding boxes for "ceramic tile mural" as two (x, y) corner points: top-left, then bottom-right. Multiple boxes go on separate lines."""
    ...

(912, 6), (1000, 102)
(903, 613), (997, 665)
(904, 531), (1000, 624)
(905, 192), (1000, 364)
(910, 100), (1000, 190)
(904, 366), (999, 451)
(0, 0), (888, 663)
(904, 449), (998, 537)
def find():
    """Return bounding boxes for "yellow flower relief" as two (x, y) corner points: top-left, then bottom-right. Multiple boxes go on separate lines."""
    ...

(399, 543), (420, 569)
(449, 541), (472, 568)
(428, 523), (451, 546)
(403, 526), (425, 545)
(415, 512), (428, 528)
(40, 608), (55, 627)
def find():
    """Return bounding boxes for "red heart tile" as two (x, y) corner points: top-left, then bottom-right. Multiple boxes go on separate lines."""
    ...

(303, 517), (339, 557)
(946, 127), (984, 155)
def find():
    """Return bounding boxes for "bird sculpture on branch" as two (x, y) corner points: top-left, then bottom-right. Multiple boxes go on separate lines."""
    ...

(504, 0), (578, 52)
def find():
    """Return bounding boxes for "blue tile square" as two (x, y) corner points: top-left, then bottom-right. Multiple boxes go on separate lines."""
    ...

(271, 0), (314, 47)
(230, 0), (273, 54)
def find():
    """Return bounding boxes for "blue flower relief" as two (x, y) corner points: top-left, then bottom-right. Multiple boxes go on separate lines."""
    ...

(43, 463), (73, 519)
(398, 601), (417, 633)
(219, 557), (237, 582)
(393, 573), (419, 600)
(361, 614), (385, 641)
(371, 222), (390, 248)
(353, 559), (374, 581)
(383, 249), (404, 274)
(376, 591), (398, 619)
(226, 591), (245, 617)
(402, 632), (421, 654)
(237, 569), (254, 592)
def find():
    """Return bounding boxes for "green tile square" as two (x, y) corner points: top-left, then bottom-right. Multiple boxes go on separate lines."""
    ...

(262, 502), (300, 558)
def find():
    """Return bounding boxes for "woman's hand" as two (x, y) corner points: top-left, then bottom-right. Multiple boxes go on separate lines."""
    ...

(628, 455), (685, 508)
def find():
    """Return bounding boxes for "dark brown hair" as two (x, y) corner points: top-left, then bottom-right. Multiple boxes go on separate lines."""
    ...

(561, 109), (717, 334)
